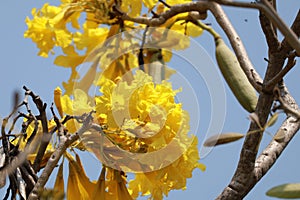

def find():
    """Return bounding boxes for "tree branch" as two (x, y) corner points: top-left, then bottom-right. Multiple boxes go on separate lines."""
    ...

(216, 85), (298, 199)
(22, 86), (50, 173)
(254, 84), (300, 192)
(114, 1), (209, 26)
(259, 9), (280, 53)
(27, 114), (93, 200)
(281, 9), (300, 54)
(216, 3), (297, 198)
(211, 0), (300, 54)
(265, 52), (297, 90)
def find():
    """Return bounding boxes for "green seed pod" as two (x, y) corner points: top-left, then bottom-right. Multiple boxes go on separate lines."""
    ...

(266, 183), (300, 198)
(215, 37), (258, 112)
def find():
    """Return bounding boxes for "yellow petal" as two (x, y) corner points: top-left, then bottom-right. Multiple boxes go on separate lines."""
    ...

(92, 167), (106, 200)
(116, 171), (133, 200)
(54, 86), (63, 118)
(66, 152), (95, 199)
(67, 159), (82, 200)
(53, 162), (65, 197)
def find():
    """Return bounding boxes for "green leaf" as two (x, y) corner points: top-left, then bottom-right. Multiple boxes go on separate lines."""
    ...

(274, 128), (286, 142)
(265, 113), (279, 129)
(266, 183), (300, 199)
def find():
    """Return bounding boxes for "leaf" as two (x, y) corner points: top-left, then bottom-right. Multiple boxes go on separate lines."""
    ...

(203, 133), (244, 147)
(266, 183), (300, 199)
(265, 112), (279, 128)
(249, 112), (262, 129)
(274, 128), (286, 142)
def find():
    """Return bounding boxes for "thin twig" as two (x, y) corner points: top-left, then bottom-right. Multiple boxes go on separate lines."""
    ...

(22, 86), (49, 172)
(28, 114), (94, 200)
(281, 10), (300, 54)
(113, 1), (209, 26)
(265, 52), (297, 90)
(211, 0), (300, 54)
(273, 86), (300, 119)
(138, 26), (149, 71)
(259, 9), (280, 53)
(158, 0), (171, 8)
(187, 13), (220, 38)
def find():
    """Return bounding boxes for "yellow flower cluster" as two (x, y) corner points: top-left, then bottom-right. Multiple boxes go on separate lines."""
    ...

(50, 70), (206, 199)
(24, 0), (203, 76)
(23, 0), (206, 199)
(94, 70), (205, 199)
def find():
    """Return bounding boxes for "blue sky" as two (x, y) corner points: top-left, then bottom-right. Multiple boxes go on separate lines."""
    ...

(1, 1), (300, 199)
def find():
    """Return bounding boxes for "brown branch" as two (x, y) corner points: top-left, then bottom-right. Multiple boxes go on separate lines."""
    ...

(27, 114), (94, 200)
(113, 1), (209, 26)
(255, 88), (299, 176)
(272, 84), (300, 119)
(254, 116), (300, 177)
(22, 86), (49, 172)
(281, 9), (300, 54)
(265, 52), (297, 90)
(216, 84), (297, 199)
(211, 0), (300, 54)
(216, 9), (296, 199)
(255, 84), (300, 189)
(19, 165), (36, 197)
(0, 135), (40, 192)
(260, 0), (300, 54)
(259, 9), (280, 53)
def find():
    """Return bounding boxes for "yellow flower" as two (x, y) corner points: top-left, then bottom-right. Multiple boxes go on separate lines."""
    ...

(73, 23), (109, 53)
(54, 45), (85, 68)
(53, 86), (94, 133)
(128, 137), (205, 200)
(93, 70), (205, 199)
(24, 4), (73, 57)
(121, 0), (142, 17)
(66, 152), (96, 200)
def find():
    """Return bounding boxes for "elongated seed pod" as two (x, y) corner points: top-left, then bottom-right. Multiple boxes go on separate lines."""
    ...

(215, 37), (258, 112)
(266, 183), (300, 198)
(204, 132), (244, 147)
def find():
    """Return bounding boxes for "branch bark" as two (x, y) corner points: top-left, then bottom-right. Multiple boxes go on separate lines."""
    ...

(255, 85), (300, 183)
(22, 86), (50, 173)
(211, 0), (300, 54)
(114, 1), (209, 26)
(27, 115), (93, 200)
(216, 2), (300, 199)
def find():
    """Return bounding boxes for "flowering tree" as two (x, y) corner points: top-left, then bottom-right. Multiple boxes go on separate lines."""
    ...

(0, 0), (299, 199)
